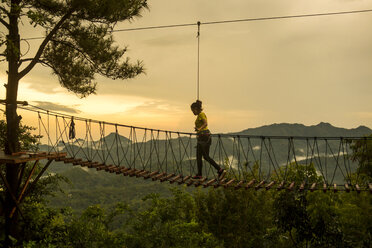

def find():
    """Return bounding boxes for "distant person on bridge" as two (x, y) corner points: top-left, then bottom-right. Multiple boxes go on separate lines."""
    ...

(191, 100), (226, 180)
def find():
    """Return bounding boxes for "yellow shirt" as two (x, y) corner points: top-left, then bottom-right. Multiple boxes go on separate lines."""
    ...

(195, 112), (208, 132)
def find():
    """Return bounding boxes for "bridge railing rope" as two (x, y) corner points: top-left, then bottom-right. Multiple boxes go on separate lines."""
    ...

(5, 103), (372, 192)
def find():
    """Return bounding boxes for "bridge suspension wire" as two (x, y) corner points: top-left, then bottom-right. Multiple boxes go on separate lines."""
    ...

(197, 21), (201, 100)
(22, 9), (372, 41)
(1, 102), (371, 192)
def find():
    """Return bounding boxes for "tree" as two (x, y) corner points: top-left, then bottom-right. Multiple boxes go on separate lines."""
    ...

(0, 0), (148, 244)
(349, 135), (372, 183)
(0, 116), (71, 246)
(122, 188), (220, 248)
(273, 163), (348, 247)
(194, 187), (274, 247)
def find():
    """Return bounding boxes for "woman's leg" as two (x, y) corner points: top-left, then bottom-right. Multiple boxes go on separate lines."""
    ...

(196, 143), (203, 176)
(200, 138), (221, 171)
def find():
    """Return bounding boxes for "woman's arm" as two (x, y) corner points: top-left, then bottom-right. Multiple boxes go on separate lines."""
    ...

(196, 118), (208, 132)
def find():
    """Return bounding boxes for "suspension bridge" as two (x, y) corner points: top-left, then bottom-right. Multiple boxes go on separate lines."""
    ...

(1, 9), (371, 196)
(1, 103), (372, 193)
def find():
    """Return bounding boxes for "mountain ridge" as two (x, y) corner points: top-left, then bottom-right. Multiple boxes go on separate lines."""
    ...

(232, 122), (372, 137)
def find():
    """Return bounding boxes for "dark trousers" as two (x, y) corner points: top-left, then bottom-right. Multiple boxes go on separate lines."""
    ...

(196, 135), (221, 176)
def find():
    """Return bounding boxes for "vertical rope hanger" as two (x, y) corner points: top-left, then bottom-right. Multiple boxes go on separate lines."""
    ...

(197, 21), (201, 100)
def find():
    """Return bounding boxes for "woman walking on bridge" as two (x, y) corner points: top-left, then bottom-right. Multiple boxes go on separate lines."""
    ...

(191, 100), (225, 180)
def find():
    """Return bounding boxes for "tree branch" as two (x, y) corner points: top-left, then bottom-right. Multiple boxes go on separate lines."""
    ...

(18, 58), (34, 67)
(38, 59), (53, 68)
(18, 57), (52, 68)
(0, 5), (10, 15)
(0, 17), (10, 30)
(0, 5), (10, 28)
(18, 9), (74, 80)
(36, 58), (54, 68)
(34, 57), (58, 72)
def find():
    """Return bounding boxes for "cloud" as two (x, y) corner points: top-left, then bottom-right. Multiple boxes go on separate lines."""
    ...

(32, 101), (81, 114)
(125, 100), (183, 116)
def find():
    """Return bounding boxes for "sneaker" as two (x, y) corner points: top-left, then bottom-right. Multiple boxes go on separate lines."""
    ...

(218, 169), (226, 180)
(192, 175), (203, 180)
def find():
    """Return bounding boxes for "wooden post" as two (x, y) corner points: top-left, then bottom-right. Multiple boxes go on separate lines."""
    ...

(160, 173), (175, 182)
(96, 165), (106, 171)
(224, 179), (235, 188)
(123, 168), (136, 176)
(110, 167), (122, 173)
(287, 181), (295, 191)
(131, 170), (144, 177)
(255, 180), (265, 190)
(187, 178), (195, 186)
(194, 177), (207, 187)
(144, 171), (158, 179)
(88, 162), (100, 168)
(118, 167), (130, 174)
(129, 169), (139, 177)
(18, 159), (54, 202)
(169, 175), (182, 184)
(178, 175), (191, 184)
(9, 160), (38, 218)
(344, 183), (350, 193)
(310, 182), (317, 192)
(355, 184), (361, 193)
(333, 184), (338, 193)
(299, 181), (306, 192)
(137, 170), (150, 177)
(265, 181), (275, 190)
(152, 172), (166, 181)
(72, 158), (82, 165)
(214, 178), (227, 188)
(234, 180), (244, 189)
(277, 181), (285, 191)
(204, 178), (216, 188)
(245, 179), (256, 189)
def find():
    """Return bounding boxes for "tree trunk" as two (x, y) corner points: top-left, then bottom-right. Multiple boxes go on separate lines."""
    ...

(3, 0), (22, 246)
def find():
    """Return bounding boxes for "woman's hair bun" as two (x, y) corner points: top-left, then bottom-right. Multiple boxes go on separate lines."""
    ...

(191, 100), (203, 110)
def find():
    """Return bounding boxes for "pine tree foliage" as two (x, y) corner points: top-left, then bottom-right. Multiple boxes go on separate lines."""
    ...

(1, 0), (148, 97)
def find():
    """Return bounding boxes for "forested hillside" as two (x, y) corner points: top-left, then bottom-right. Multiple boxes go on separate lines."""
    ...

(0, 122), (371, 247)
(46, 165), (175, 212)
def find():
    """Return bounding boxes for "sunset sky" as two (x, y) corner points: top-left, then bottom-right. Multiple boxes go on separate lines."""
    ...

(1, 0), (372, 134)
